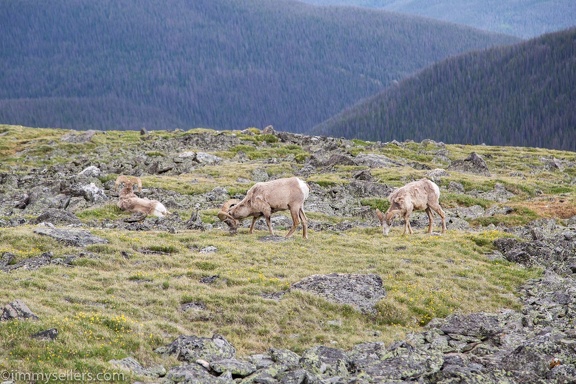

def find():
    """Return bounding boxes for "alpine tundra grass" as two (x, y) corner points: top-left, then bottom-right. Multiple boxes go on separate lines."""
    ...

(0, 125), (574, 381)
(0, 226), (540, 380)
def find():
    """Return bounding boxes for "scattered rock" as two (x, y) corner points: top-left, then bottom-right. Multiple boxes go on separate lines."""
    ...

(78, 166), (101, 177)
(355, 153), (404, 168)
(33, 225), (108, 247)
(181, 302), (207, 312)
(31, 328), (58, 341)
(448, 152), (491, 176)
(109, 357), (166, 378)
(1, 300), (39, 321)
(33, 209), (82, 225)
(156, 334), (236, 363)
(291, 273), (386, 314)
(61, 130), (98, 143)
(1, 251), (52, 272)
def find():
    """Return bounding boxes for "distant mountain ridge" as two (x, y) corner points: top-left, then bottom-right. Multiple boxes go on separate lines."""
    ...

(312, 28), (576, 151)
(0, 0), (518, 133)
(299, 0), (576, 39)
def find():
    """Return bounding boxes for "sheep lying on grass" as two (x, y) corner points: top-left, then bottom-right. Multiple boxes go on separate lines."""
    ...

(114, 175), (142, 193)
(117, 183), (170, 219)
(376, 178), (446, 235)
(219, 177), (310, 238)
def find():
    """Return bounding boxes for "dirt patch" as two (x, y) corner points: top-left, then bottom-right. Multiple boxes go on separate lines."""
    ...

(522, 195), (576, 219)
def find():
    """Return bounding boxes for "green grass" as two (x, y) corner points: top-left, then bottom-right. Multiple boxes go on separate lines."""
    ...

(0, 226), (541, 381)
(1, 124), (574, 382)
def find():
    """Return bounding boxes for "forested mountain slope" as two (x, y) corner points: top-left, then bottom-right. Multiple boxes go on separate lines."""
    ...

(0, 0), (518, 133)
(300, 0), (576, 38)
(312, 28), (576, 151)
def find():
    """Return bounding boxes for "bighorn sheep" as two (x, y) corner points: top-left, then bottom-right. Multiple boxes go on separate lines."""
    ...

(219, 177), (310, 238)
(114, 175), (142, 193)
(217, 199), (241, 235)
(376, 178), (446, 235)
(117, 182), (170, 218)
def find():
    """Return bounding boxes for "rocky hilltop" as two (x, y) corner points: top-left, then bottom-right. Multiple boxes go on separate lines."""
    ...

(0, 125), (575, 383)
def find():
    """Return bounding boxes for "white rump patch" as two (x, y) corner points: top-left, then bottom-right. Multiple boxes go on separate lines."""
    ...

(297, 178), (310, 199)
(153, 202), (169, 217)
(431, 181), (441, 198)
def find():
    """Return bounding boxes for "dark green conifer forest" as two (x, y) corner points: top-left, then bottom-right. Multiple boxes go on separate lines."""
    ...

(312, 28), (576, 151)
(0, 0), (518, 133)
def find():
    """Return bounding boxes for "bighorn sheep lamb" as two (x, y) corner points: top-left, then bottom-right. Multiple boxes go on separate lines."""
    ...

(117, 182), (170, 218)
(219, 177), (310, 238)
(376, 178), (446, 235)
(114, 175), (142, 193)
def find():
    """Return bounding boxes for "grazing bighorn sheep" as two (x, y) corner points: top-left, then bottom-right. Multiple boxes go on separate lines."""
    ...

(217, 199), (241, 235)
(219, 177), (310, 238)
(114, 175), (142, 193)
(117, 182), (170, 218)
(376, 178), (446, 235)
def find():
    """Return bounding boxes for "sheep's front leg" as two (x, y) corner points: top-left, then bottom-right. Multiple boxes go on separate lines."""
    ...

(403, 210), (413, 235)
(264, 214), (275, 236)
(249, 217), (258, 234)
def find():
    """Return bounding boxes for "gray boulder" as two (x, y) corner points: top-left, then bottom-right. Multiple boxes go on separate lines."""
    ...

(33, 225), (108, 247)
(156, 334), (236, 363)
(291, 273), (386, 314)
(448, 152), (491, 176)
(1, 299), (39, 321)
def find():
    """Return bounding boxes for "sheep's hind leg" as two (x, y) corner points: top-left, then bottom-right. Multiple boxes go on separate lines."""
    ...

(429, 203), (447, 233)
(300, 208), (308, 239)
(425, 207), (434, 233)
(285, 208), (301, 238)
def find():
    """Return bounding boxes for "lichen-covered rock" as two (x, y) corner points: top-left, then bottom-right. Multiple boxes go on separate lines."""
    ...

(33, 209), (82, 225)
(109, 357), (166, 378)
(1, 299), (39, 321)
(1, 251), (53, 272)
(291, 273), (386, 314)
(448, 152), (491, 176)
(209, 358), (257, 377)
(299, 346), (351, 378)
(156, 334), (236, 363)
(359, 341), (443, 381)
(33, 226), (108, 247)
(164, 363), (229, 383)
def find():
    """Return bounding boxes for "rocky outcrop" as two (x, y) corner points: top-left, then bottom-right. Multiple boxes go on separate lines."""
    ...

(33, 225), (108, 247)
(0, 300), (39, 321)
(291, 273), (386, 314)
(448, 152), (491, 177)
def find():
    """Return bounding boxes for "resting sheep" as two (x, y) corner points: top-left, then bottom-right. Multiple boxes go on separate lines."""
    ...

(219, 177), (309, 238)
(114, 175), (143, 193)
(117, 182), (170, 218)
(376, 178), (446, 235)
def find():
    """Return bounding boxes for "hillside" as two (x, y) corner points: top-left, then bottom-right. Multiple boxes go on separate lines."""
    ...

(0, 125), (575, 381)
(300, 0), (576, 38)
(312, 28), (576, 152)
(0, 0), (519, 133)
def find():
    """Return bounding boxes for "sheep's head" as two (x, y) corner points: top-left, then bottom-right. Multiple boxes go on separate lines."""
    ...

(218, 199), (240, 234)
(376, 208), (394, 236)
